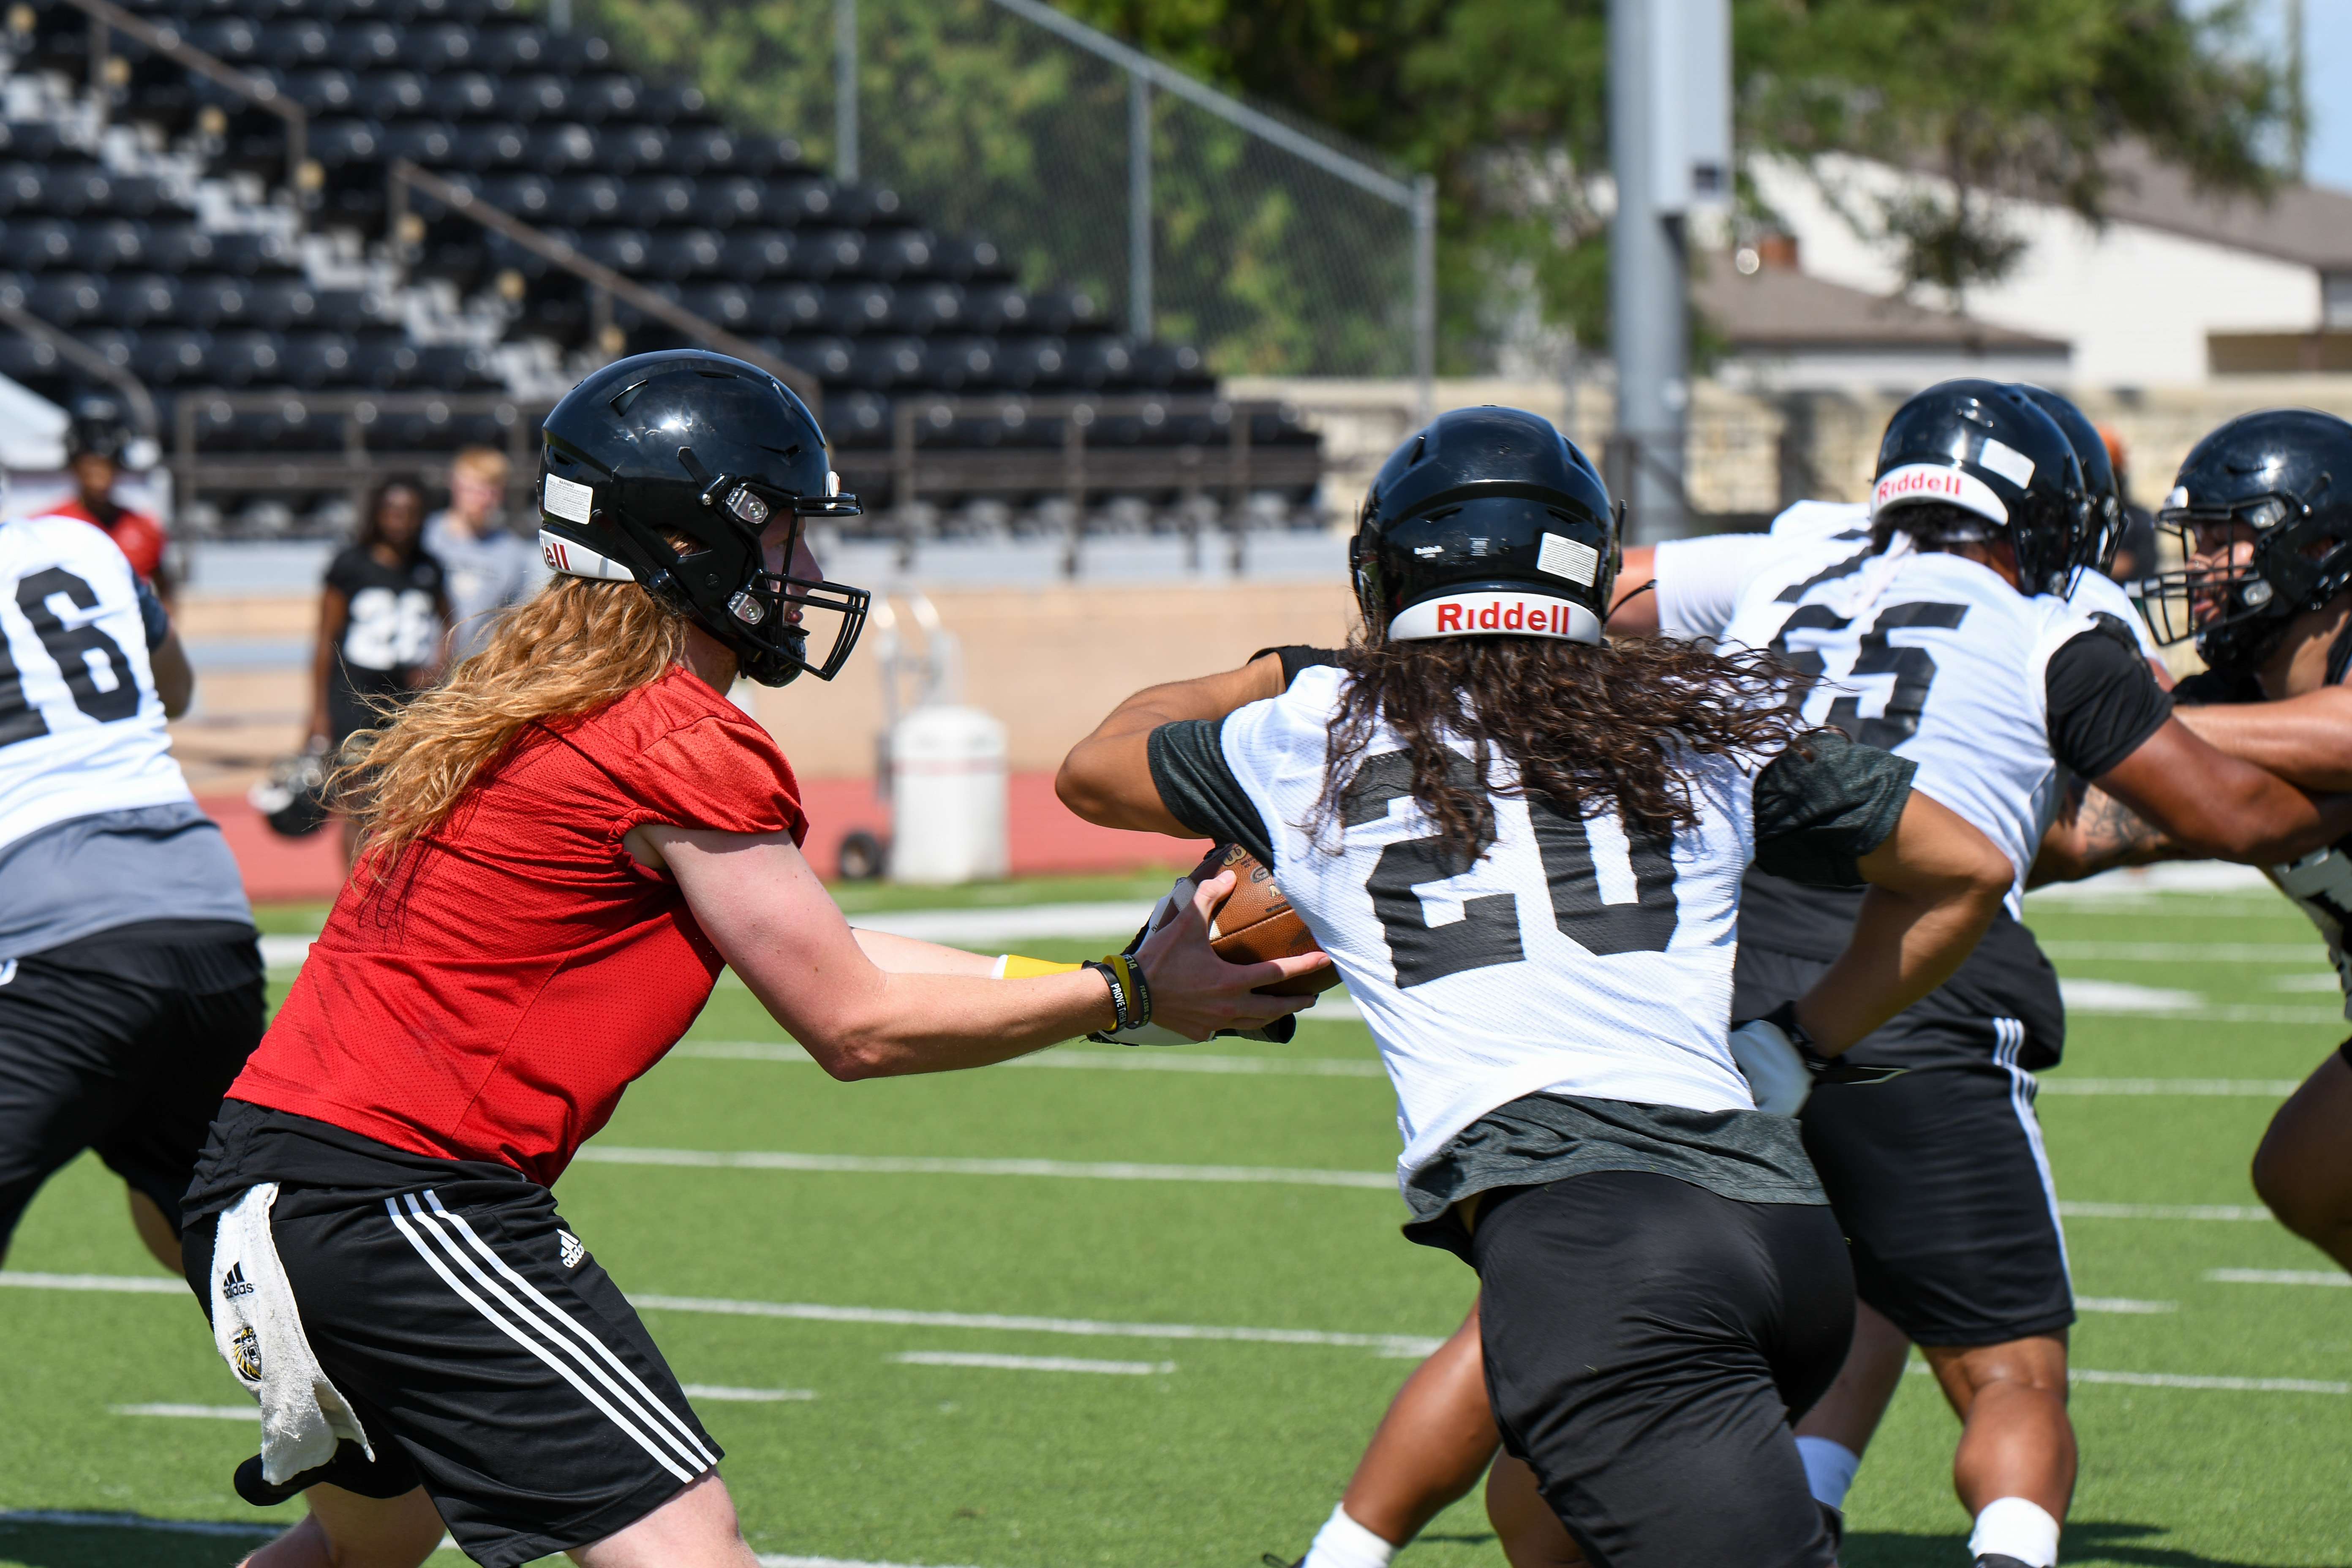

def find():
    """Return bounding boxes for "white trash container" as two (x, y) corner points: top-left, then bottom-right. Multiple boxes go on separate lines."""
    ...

(887, 705), (1009, 885)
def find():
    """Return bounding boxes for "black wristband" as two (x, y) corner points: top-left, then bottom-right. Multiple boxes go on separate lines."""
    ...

(1249, 645), (1344, 689)
(1767, 1000), (1907, 1086)
(1083, 956), (1150, 1032)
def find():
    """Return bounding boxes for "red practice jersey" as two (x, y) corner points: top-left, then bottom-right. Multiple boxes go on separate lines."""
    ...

(231, 665), (806, 1185)
(49, 497), (168, 583)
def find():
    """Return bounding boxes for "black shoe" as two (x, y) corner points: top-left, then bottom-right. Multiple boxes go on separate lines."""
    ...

(1974, 1557), (2036, 1568)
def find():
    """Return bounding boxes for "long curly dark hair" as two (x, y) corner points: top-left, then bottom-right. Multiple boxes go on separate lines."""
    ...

(1310, 634), (1810, 867)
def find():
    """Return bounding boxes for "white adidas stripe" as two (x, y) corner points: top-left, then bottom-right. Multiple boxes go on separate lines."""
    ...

(1994, 1016), (2072, 1288)
(417, 1194), (719, 1472)
(384, 1194), (703, 1485)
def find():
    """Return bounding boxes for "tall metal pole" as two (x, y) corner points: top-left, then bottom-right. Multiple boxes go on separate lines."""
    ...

(834, 0), (859, 185)
(1412, 174), (1437, 422)
(2288, 0), (2308, 177)
(1609, 0), (1689, 540)
(1128, 71), (1152, 341)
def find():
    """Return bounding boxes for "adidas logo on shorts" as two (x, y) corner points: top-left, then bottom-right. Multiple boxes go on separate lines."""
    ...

(220, 1262), (255, 1300)
(558, 1230), (585, 1269)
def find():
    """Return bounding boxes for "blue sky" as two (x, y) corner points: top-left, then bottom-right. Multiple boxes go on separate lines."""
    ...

(2309, 0), (2352, 190)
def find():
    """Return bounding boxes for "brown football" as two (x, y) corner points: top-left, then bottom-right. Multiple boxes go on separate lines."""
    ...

(1189, 841), (1341, 996)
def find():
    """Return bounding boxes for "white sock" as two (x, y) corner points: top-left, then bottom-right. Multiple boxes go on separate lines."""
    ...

(1970, 1496), (2060, 1567)
(1299, 1504), (1399, 1568)
(1796, 1436), (1861, 1511)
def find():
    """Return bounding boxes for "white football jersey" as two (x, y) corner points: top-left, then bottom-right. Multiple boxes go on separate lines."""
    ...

(1710, 547), (2094, 913)
(0, 514), (192, 853)
(1217, 666), (1764, 1189)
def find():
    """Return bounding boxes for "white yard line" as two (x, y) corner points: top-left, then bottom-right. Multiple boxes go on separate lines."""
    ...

(2038, 1078), (2304, 1097)
(2027, 863), (2276, 899)
(0, 1510), (275, 1538)
(2058, 1202), (2274, 1221)
(0, 1270), (185, 1293)
(630, 1294), (1445, 1357)
(681, 1383), (818, 1402)
(1907, 1364), (2349, 1395)
(891, 1350), (1175, 1375)
(107, 1404), (255, 1421)
(2074, 1298), (2178, 1314)
(572, 1146), (1396, 1190)
(2207, 1269), (2351, 1287)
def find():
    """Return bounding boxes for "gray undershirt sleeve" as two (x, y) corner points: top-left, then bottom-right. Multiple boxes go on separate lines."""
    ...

(1750, 730), (1917, 889)
(1146, 719), (1277, 869)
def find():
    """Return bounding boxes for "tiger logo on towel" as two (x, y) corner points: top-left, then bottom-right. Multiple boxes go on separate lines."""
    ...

(232, 1325), (262, 1383)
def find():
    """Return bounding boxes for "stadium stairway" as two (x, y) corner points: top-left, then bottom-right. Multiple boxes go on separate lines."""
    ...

(4, 0), (1323, 539)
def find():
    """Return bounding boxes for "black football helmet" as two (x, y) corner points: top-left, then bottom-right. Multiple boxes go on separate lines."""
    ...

(2142, 408), (2352, 675)
(1870, 379), (2093, 596)
(536, 349), (868, 686)
(2014, 384), (2122, 574)
(249, 748), (330, 838)
(1350, 406), (1618, 645)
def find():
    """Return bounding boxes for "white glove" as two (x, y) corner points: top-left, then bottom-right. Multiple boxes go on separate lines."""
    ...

(1728, 1017), (1812, 1116)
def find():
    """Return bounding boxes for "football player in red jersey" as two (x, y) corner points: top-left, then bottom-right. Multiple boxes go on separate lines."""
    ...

(176, 352), (1319, 1568)
(49, 416), (173, 607)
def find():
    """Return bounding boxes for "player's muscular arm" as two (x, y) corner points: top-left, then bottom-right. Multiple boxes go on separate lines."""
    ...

(308, 586), (349, 746)
(2029, 783), (2178, 886)
(1794, 792), (2012, 1052)
(2172, 689), (2352, 790)
(2094, 718), (2352, 863)
(1056, 653), (1288, 835)
(846, 928), (998, 976)
(639, 824), (1318, 1072)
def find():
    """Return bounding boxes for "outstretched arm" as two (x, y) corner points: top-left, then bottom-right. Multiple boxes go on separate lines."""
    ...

(1057, 652), (1287, 835)
(2094, 717), (2352, 865)
(2173, 688), (2352, 792)
(2029, 781), (2180, 886)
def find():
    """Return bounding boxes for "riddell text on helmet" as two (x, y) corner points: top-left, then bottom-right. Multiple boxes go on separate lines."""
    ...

(1389, 591), (1600, 644)
(1870, 463), (2010, 525)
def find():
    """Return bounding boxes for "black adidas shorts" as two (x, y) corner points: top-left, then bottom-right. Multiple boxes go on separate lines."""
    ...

(182, 1110), (720, 1567)
(0, 921), (264, 1255)
(1473, 1172), (1852, 1568)
(1736, 945), (2074, 1347)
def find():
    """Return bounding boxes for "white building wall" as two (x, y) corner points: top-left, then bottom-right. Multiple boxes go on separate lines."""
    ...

(1751, 155), (2322, 387)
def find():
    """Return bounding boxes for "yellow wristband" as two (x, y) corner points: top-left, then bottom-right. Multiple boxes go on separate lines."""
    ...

(995, 953), (1084, 979)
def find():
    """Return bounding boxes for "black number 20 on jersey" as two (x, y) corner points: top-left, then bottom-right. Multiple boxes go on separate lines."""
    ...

(0, 569), (144, 746)
(1344, 751), (1679, 989)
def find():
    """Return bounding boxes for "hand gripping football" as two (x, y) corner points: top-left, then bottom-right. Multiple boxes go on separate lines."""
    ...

(1190, 841), (1342, 997)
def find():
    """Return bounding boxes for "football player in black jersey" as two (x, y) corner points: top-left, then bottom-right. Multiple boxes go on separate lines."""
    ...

(2044, 407), (2352, 1278)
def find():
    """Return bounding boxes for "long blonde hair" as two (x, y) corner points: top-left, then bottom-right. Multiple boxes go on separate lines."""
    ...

(334, 576), (691, 863)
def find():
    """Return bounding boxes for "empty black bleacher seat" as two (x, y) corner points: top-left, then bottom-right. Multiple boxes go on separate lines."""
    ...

(411, 343), (497, 389)
(764, 335), (850, 383)
(623, 174), (693, 225)
(381, 121), (455, 164)
(887, 283), (963, 334)
(473, 26), (548, 73)
(310, 289), (376, 332)
(309, 120), (383, 168)
(717, 230), (792, 281)
(129, 327), (208, 385)
(828, 185), (904, 227)
(0, 336), (63, 379)
(749, 283), (824, 333)
(258, 19), (332, 68)
(26, 273), (104, 324)
(820, 283), (891, 335)
(397, 24), (473, 72)
(792, 229), (863, 280)
(281, 332), (354, 388)
(922, 336), (997, 390)
(68, 219), (147, 271)
(0, 120), (69, 162)
(355, 72), (426, 121)
(996, 336), (1069, 389)
(961, 285), (1033, 334)
(1068, 335), (1136, 389)
(248, 278), (321, 329)
(425, 74), (497, 119)
(646, 229), (721, 280)
(277, 69), (357, 114)
(928, 236), (1011, 283)
(571, 76), (641, 124)
(327, 23), (400, 70)
(577, 228), (651, 273)
(103, 273), (180, 325)
(678, 282), (751, 329)
(687, 177), (761, 229)
(847, 338), (925, 390)
(636, 84), (712, 125)
(536, 34), (613, 73)
(144, 223), (216, 272)
(547, 175), (621, 227)
(528, 125), (599, 174)
(209, 231), (299, 275)
(478, 174), (553, 221)
(207, 329), (282, 386)
(188, 18), (261, 59)
(667, 127), (738, 174)
(826, 391), (890, 447)
(449, 124), (528, 169)
(349, 331), (419, 388)
(496, 76), (569, 122)
(3, 217), (76, 268)
(1131, 342), (1211, 390)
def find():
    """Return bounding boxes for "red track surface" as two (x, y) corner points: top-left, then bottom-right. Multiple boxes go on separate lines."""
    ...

(205, 773), (1203, 904)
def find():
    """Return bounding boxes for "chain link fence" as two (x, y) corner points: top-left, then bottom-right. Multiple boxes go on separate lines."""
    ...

(577, 0), (1431, 386)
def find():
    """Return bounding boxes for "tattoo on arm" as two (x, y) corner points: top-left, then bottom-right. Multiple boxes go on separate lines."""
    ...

(2072, 787), (2175, 871)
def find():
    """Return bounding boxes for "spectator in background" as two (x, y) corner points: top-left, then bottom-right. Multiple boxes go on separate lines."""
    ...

(423, 445), (540, 662)
(50, 417), (174, 609)
(309, 477), (449, 867)
(2102, 424), (2159, 582)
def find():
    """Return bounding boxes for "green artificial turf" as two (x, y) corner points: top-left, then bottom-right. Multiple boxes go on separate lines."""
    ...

(3, 886), (2349, 1566)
